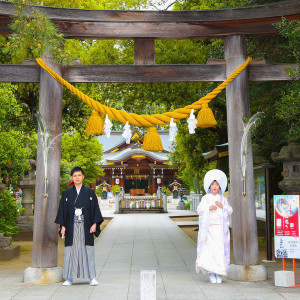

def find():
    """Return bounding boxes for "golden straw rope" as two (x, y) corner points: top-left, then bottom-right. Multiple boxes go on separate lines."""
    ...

(36, 57), (252, 126)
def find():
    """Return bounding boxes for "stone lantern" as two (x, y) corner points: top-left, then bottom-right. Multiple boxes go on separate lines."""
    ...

(19, 159), (36, 216)
(100, 181), (111, 200)
(169, 179), (181, 199)
(271, 142), (300, 195)
(16, 160), (36, 240)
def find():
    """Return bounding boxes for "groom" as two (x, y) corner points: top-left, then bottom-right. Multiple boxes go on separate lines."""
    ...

(55, 166), (103, 286)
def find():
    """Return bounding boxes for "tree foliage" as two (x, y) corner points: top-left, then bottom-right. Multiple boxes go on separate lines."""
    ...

(0, 83), (33, 186)
(111, 184), (121, 196)
(60, 131), (104, 191)
(249, 18), (300, 161)
(0, 190), (24, 236)
(168, 121), (220, 193)
(273, 18), (300, 142)
(4, 2), (72, 64)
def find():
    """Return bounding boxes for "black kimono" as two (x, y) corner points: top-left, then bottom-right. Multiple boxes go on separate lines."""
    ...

(55, 185), (103, 247)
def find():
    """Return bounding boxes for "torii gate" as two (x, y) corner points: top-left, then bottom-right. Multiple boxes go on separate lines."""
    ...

(0, 1), (299, 283)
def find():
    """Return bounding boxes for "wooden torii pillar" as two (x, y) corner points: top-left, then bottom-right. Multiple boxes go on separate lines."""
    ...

(24, 58), (64, 282)
(225, 35), (265, 280)
(0, 1), (299, 283)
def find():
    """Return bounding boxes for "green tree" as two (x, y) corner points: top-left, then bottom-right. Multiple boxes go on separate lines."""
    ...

(4, 2), (71, 65)
(60, 131), (104, 191)
(274, 18), (300, 142)
(0, 83), (32, 186)
(0, 190), (24, 236)
(249, 20), (299, 157)
(111, 184), (121, 196)
(168, 121), (221, 193)
(161, 186), (172, 196)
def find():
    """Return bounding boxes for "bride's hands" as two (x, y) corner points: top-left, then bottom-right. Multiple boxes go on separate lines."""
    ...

(215, 201), (223, 209)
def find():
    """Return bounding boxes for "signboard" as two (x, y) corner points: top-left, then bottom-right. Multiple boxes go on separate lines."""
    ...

(274, 195), (300, 259)
(107, 191), (113, 202)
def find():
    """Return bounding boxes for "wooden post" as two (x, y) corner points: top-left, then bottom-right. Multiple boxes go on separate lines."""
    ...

(32, 58), (63, 268)
(134, 39), (155, 65)
(225, 35), (259, 266)
(265, 167), (272, 260)
(152, 176), (156, 195)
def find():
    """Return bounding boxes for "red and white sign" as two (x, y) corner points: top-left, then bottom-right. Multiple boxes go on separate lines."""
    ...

(115, 178), (120, 184)
(107, 192), (113, 202)
(274, 195), (300, 259)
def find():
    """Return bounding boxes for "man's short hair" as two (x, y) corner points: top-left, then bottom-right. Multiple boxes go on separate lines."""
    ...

(71, 166), (85, 176)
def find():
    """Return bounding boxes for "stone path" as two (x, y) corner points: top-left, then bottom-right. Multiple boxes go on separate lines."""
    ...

(1, 212), (300, 299)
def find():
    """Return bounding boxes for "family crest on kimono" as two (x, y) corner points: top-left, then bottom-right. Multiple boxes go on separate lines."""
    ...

(196, 169), (233, 283)
(55, 166), (103, 286)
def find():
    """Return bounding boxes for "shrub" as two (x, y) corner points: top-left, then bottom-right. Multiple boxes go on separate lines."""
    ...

(0, 190), (24, 236)
(95, 186), (102, 197)
(161, 186), (172, 196)
(111, 185), (121, 196)
(185, 201), (191, 210)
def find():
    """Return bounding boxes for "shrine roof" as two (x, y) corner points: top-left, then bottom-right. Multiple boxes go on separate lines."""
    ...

(97, 131), (126, 152)
(102, 148), (168, 165)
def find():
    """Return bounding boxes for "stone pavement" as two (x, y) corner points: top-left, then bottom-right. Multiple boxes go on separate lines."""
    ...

(1, 212), (300, 300)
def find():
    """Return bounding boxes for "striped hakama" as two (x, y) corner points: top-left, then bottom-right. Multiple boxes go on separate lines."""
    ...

(64, 215), (96, 279)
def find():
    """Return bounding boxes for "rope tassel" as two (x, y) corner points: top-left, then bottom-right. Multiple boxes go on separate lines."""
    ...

(85, 111), (104, 135)
(142, 127), (163, 152)
(196, 103), (217, 128)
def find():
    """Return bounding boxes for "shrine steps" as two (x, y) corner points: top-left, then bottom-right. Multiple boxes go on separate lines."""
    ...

(120, 208), (165, 214)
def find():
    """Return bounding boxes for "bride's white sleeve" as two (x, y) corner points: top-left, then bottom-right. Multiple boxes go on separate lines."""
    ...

(197, 195), (208, 216)
(223, 197), (233, 216)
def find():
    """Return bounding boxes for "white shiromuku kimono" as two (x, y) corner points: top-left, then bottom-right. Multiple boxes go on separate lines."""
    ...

(196, 193), (233, 276)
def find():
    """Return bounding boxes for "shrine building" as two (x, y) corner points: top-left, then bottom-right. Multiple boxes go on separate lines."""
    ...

(97, 130), (178, 195)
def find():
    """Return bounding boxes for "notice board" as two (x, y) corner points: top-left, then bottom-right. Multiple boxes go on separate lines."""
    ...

(274, 195), (300, 259)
